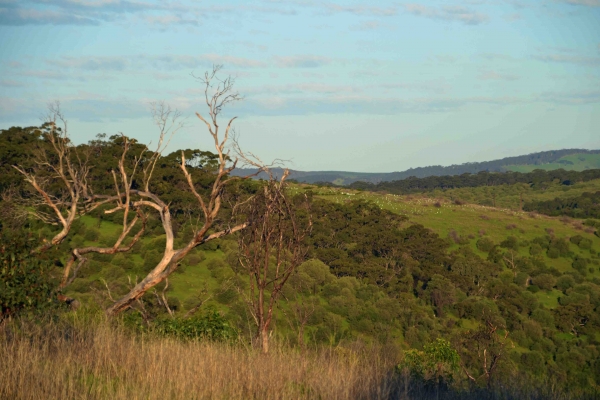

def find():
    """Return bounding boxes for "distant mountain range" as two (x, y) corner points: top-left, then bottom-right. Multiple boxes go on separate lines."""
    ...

(230, 149), (600, 185)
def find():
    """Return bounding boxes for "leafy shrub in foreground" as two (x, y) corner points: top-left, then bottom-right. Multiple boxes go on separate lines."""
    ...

(0, 231), (61, 322)
(153, 309), (238, 342)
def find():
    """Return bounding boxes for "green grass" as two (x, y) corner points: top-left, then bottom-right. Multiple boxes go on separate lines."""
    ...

(289, 184), (600, 280)
(168, 250), (224, 303)
(62, 183), (600, 310)
(505, 153), (600, 173)
(535, 289), (561, 309)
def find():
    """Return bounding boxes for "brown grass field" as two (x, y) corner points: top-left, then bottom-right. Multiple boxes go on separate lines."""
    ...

(0, 316), (398, 400)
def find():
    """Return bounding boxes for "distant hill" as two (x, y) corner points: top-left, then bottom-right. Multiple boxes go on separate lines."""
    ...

(230, 149), (600, 185)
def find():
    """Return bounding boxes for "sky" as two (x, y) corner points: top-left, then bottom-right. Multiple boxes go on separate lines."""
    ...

(0, 0), (599, 172)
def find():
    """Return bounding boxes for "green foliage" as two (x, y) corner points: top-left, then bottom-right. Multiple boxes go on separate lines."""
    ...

(399, 338), (460, 383)
(499, 235), (519, 251)
(524, 191), (600, 219)
(84, 228), (100, 242)
(149, 309), (237, 342)
(476, 237), (495, 252)
(532, 274), (556, 291)
(0, 231), (62, 321)
(4, 124), (600, 394)
(350, 165), (600, 194)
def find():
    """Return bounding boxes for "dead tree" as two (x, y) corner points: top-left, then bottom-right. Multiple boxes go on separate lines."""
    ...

(59, 134), (149, 290)
(237, 171), (312, 353)
(105, 66), (254, 315)
(13, 103), (95, 253)
(14, 66), (264, 316)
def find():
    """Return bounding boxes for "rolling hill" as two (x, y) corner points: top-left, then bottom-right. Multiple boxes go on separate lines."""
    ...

(230, 149), (600, 185)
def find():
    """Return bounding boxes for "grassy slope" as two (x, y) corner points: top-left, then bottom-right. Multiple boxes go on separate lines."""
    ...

(291, 183), (600, 285)
(66, 180), (600, 312)
(505, 153), (600, 173)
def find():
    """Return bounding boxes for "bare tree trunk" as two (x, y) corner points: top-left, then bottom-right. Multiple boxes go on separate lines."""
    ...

(238, 172), (312, 353)
(260, 324), (270, 354)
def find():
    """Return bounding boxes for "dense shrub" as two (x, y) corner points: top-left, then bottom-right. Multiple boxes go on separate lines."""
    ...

(0, 231), (61, 321)
(123, 309), (238, 342)
(532, 274), (556, 291)
(555, 275), (575, 292)
(476, 238), (494, 252)
(529, 243), (543, 256)
(500, 236), (519, 251)
(84, 228), (100, 242)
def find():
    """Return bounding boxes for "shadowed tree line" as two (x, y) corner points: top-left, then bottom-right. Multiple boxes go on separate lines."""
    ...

(345, 169), (600, 194)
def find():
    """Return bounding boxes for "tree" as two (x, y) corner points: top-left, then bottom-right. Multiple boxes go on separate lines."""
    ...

(399, 338), (460, 399)
(13, 66), (261, 316)
(0, 230), (62, 324)
(459, 320), (510, 389)
(237, 172), (312, 353)
(12, 105), (95, 254)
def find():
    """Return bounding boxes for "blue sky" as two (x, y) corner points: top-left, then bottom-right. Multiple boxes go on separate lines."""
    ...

(0, 0), (599, 172)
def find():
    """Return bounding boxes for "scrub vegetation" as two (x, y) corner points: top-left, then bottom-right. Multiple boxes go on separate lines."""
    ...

(1, 75), (600, 398)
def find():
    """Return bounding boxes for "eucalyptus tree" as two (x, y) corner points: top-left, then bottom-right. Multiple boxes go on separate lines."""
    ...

(13, 66), (265, 316)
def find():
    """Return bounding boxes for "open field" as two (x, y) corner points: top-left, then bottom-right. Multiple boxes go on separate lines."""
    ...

(66, 183), (600, 310)
(289, 184), (600, 282)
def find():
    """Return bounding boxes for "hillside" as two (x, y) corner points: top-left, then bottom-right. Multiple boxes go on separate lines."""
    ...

(3, 126), (600, 398)
(506, 153), (600, 173)
(231, 150), (600, 185)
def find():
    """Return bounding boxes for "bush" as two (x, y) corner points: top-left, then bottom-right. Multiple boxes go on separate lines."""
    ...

(476, 238), (495, 252)
(143, 250), (162, 271)
(529, 243), (543, 256)
(578, 238), (593, 250)
(549, 238), (570, 256)
(547, 248), (560, 259)
(532, 274), (556, 291)
(500, 236), (519, 251)
(84, 228), (100, 242)
(186, 252), (205, 266)
(570, 235), (583, 246)
(0, 231), (61, 321)
(572, 258), (589, 275)
(70, 234), (85, 248)
(447, 230), (469, 245)
(556, 275), (575, 292)
(514, 272), (528, 286)
(527, 285), (540, 293)
(129, 309), (238, 342)
(532, 236), (550, 250)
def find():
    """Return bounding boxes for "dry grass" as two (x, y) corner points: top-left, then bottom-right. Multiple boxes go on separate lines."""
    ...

(0, 317), (397, 400)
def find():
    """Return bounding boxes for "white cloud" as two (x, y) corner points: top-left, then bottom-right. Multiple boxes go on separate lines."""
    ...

(0, 79), (24, 87)
(478, 71), (519, 80)
(533, 53), (600, 66)
(403, 4), (489, 25)
(274, 55), (331, 68)
(540, 90), (600, 104)
(351, 20), (382, 30)
(561, 0), (600, 6)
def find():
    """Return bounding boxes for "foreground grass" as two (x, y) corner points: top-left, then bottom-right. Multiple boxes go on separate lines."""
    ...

(0, 316), (397, 400)
(1, 315), (587, 400)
